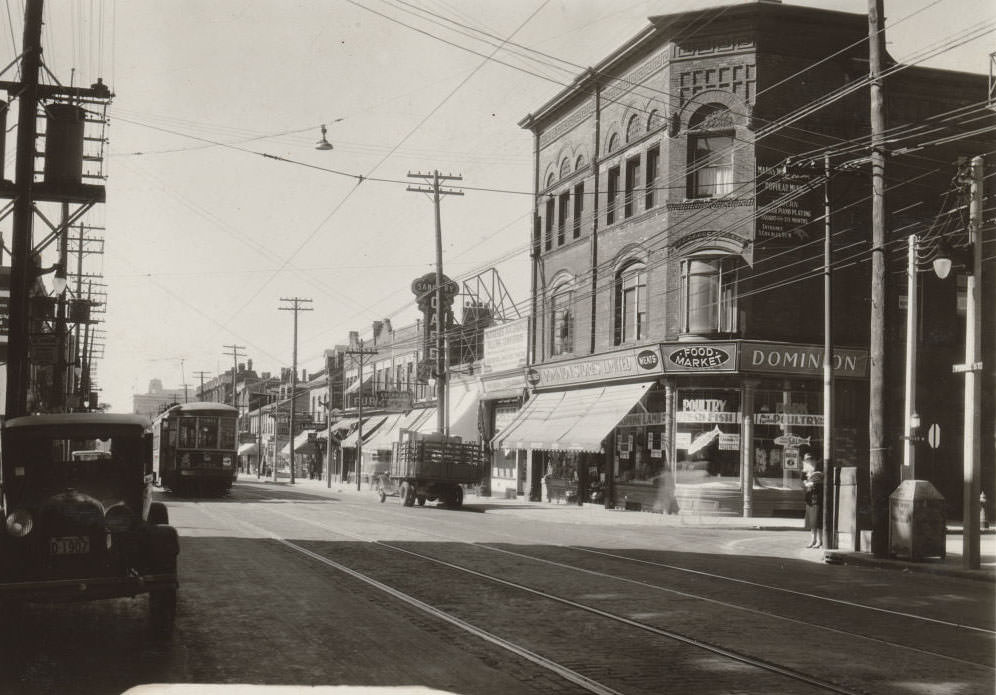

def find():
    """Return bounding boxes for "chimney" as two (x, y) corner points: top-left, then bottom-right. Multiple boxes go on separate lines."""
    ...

(349, 331), (359, 349)
(247, 358), (253, 372)
(301, 369), (308, 382)
(372, 321), (383, 344)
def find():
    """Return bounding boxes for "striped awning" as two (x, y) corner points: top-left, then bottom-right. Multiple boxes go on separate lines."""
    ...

(492, 381), (651, 452)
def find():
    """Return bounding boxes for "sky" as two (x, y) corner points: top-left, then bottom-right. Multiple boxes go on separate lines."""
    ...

(2, 0), (992, 411)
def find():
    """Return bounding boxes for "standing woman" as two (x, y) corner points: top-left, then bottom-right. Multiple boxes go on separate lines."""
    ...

(802, 453), (825, 548)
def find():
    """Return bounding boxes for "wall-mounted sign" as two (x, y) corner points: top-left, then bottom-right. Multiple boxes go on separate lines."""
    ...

(663, 343), (737, 372)
(744, 342), (868, 378)
(527, 345), (663, 388)
(482, 317), (528, 374)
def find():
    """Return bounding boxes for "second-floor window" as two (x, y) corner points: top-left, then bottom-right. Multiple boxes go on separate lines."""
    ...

(550, 288), (574, 356)
(624, 156), (640, 218)
(558, 192), (570, 245)
(615, 262), (646, 345)
(606, 166), (620, 224)
(544, 197), (554, 251)
(680, 256), (738, 334)
(573, 181), (584, 239)
(645, 146), (660, 209)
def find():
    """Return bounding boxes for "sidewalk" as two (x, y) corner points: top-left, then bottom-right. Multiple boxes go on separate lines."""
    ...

(238, 473), (996, 583)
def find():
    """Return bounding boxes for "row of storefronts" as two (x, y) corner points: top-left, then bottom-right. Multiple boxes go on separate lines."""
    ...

(484, 338), (867, 517)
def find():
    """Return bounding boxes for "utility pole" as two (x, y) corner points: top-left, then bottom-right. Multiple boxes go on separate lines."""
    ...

(4, 0), (43, 419)
(407, 170), (463, 435)
(959, 155), (984, 569)
(279, 298), (312, 485)
(822, 153), (836, 552)
(193, 371), (211, 401)
(222, 344), (246, 407)
(345, 341), (378, 491)
(1, 0), (111, 418)
(868, 0), (892, 558)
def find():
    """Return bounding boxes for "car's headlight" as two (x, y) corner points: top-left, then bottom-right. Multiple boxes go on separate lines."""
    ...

(222, 456), (232, 468)
(104, 503), (134, 533)
(5, 509), (34, 537)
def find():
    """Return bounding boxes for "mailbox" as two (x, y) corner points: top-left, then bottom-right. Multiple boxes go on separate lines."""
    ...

(889, 480), (946, 560)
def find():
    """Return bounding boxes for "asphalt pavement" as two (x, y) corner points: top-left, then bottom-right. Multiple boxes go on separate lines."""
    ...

(237, 472), (996, 583)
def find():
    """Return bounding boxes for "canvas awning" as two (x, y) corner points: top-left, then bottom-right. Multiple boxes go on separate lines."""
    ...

(280, 430), (320, 457)
(339, 416), (389, 448)
(492, 381), (651, 452)
(315, 417), (359, 439)
(364, 407), (436, 450)
(237, 442), (258, 456)
(441, 380), (482, 442)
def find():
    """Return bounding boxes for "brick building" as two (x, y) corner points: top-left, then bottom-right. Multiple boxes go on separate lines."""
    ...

(500, 1), (992, 517)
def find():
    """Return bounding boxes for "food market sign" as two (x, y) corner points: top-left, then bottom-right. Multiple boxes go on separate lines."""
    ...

(528, 346), (662, 388)
(663, 343), (737, 373)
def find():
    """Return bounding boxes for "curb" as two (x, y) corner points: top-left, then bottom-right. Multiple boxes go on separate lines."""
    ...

(824, 550), (996, 583)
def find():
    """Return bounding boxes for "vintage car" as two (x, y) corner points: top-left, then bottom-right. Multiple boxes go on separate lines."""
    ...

(0, 413), (179, 635)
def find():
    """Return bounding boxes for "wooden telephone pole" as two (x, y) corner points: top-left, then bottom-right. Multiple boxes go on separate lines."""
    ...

(279, 298), (312, 484)
(407, 170), (463, 435)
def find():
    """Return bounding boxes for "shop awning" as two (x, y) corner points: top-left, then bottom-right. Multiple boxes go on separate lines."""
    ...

(442, 380), (482, 442)
(344, 374), (374, 394)
(365, 408), (436, 451)
(280, 430), (320, 457)
(492, 381), (651, 452)
(237, 442), (258, 456)
(339, 416), (388, 448)
(315, 417), (359, 439)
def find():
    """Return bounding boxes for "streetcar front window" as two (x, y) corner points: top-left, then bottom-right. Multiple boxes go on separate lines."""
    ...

(197, 417), (219, 449)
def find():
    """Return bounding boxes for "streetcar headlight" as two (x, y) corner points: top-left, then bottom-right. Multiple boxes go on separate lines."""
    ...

(5, 509), (34, 537)
(222, 456), (232, 468)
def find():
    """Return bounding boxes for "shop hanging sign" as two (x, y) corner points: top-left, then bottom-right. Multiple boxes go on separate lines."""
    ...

(527, 345), (663, 388)
(773, 434), (811, 447)
(662, 343), (737, 373)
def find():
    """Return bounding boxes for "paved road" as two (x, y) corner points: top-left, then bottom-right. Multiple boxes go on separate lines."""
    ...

(2, 479), (992, 695)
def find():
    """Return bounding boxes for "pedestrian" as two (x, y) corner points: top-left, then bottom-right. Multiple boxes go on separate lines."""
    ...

(802, 453), (824, 548)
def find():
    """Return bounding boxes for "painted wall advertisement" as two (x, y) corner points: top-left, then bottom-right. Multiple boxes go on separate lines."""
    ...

(482, 317), (528, 375)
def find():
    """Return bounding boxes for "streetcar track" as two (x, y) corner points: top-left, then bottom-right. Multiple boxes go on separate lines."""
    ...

(189, 502), (623, 695)
(249, 499), (993, 672)
(231, 484), (996, 636)
(190, 500), (872, 694)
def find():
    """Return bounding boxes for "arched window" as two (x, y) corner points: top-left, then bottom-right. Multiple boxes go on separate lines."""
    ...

(550, 286), (574, 356)
(680, 254), (739, 335)
(625, 114), (640, 143)
(560, 158), (571, 179)
(606, 132), (619, 154)
(614, 262), (647, 345)
(647, 109), (662, 132)
(687, 104), (735, 199)
(545, 172), (556, 189)
(575, 154), (586, 171)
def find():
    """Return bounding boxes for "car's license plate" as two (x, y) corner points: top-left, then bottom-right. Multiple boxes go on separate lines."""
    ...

(50, 536), (90, 555)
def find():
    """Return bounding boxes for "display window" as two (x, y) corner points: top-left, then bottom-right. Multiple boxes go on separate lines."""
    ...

(674, 388), (741, 484)
(614, 387), (668, 484)
(752, 388), (823, 490)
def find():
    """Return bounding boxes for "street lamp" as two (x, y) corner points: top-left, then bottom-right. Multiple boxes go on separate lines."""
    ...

(315, 124), (333, 151)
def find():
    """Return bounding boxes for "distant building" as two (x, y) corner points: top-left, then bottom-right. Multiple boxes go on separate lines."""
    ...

(132, 378), (188, 422)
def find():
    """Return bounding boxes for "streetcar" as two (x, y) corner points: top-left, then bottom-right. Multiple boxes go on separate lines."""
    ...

(150, 402), (238, 496)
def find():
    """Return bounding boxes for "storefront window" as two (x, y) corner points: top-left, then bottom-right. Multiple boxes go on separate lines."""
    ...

(675, 388), (741, 483)
(615, 388), (668, 484)
(752, 388), (823, 490)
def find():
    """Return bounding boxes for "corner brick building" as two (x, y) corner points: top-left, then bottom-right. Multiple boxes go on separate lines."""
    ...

(494, 1), (992, 519)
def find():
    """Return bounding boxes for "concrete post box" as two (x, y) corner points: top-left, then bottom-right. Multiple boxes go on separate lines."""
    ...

(889, 480), (946, 560)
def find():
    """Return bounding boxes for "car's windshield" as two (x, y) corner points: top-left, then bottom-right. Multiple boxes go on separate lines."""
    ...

(7, 432), (143, 508)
